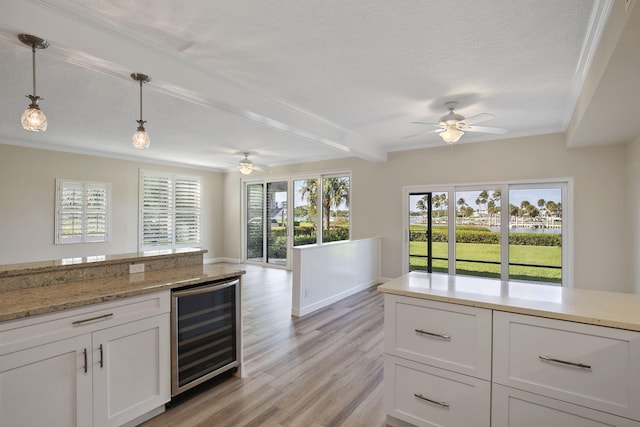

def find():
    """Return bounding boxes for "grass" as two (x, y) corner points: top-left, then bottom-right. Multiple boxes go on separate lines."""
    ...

(409, 241), (562, 283)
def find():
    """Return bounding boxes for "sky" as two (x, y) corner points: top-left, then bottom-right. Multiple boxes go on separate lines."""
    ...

(410, 188), (562, 211)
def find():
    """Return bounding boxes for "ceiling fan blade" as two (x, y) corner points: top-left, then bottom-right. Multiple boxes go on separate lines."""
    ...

(410, 121), (442, 127)
(460, 125), (508, 134)
(401, 129), (441, 139)
(461, 113), (495, 125)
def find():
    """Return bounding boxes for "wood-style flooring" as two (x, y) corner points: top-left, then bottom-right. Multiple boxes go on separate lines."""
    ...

(141, 264), (387, 427)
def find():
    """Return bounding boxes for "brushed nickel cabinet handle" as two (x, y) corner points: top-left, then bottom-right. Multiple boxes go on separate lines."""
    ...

(72, 313), (114, 325)
(83, 348), (88, 373)
(99, 344), (104, 368)
(539, 354), (592, 370)
(415, 328), (451, 340)
(414, 393), (450, 408)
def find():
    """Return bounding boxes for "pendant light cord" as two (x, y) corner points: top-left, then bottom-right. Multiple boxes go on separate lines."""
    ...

(139, 78), (143, 121)
(31, 44), (37, 97)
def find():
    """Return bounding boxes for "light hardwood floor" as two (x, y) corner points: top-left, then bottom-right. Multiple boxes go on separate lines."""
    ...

(141, 264), (387, 427)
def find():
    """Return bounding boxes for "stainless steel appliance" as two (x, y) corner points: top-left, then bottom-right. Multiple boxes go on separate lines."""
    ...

(170, 278), (240, 396)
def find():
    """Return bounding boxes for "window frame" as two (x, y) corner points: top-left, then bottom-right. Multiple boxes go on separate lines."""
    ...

(55, 179), (111, 245)
(403, 178), (573, 287)
(139, 169), (202, 251)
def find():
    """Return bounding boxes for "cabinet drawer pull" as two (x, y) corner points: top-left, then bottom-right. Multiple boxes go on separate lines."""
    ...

(415, 329), (451, 340)
(83, 348), (88, 373)
(414, 393), (450, 408)
(539, 354), (592, 370)
(99, 344), (104, 368)
(72, 313), (114, 325)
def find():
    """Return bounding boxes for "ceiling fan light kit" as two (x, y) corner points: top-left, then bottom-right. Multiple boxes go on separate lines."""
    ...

(238, 152), (254, 175)
(439, 123), (464, 144)
(19, 34), (49, 132)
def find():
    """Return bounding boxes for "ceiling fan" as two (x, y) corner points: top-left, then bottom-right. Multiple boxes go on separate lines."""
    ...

(238, 152), (268, 175)
(238, 152), (255, 175)
(405, 101), (508, 144)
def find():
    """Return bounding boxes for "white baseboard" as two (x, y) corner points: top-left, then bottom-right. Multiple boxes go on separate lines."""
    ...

(204, 257), (241, 264)
(292, 280), (379, 317)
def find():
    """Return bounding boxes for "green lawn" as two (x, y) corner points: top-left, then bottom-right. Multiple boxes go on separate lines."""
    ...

(410, 241), (561, 283)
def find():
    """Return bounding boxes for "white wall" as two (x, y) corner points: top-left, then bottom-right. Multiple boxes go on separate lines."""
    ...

(228, 133), (631, 293)
(629, 136), (640, 293)
(0, 132), (633, 293)
(0, 143), (225, 264)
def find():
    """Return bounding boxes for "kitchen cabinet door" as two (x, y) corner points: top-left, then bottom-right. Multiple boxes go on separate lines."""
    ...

(92, 313), (170, 427)
(0, 334), (93, 427)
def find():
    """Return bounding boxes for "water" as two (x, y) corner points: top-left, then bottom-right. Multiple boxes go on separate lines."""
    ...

(410, 217), (561, 235)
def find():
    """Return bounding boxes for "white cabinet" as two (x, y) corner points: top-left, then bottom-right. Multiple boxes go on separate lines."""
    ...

(0, 334), (93, 427)
(384, 294), (492, 427)
(93, 313), (170, 427)
(383, 293), (640, 426)
(492, 384), (640, 427)
(493, 311), (640, 421)
(0, 291), (170, 427)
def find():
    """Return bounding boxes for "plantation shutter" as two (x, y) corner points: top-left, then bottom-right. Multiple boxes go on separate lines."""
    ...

(174, 176), (201, 247)
(56, 180), (110, 244)
(140, 170), (202, 250)
(141, 172), (173, 249)
(85, 183), (108, 242)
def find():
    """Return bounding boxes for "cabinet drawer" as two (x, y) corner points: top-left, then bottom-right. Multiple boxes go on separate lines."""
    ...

(384, 355), (490, 427)
(492, 384), (640, 427)
(493, 311), (640, 420)
(384, 294), (492, 380)
(0, 291), (170, 355)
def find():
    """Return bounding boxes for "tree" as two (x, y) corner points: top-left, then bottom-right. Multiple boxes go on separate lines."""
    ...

(432, 193), (448, 218)
(298, 179), (318, 222)
(322, 177), (349, 230)
(476, 190), (489, 221)
(457, 198), (468, 218)
(416, 196), (428, 221)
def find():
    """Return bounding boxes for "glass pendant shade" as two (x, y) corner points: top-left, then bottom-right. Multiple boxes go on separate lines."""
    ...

(21, 105), (47, 132)
(439, 122), (464, 144)
(133, 127), (150, 149)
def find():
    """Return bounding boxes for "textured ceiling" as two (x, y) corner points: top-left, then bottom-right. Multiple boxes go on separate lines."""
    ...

(0, 0), (636, 172)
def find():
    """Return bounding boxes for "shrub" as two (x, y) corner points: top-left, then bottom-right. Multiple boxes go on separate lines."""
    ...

(410, 226), (561, 247)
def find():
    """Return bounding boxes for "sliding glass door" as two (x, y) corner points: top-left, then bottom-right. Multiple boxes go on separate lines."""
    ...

(245, 181), (288, 267)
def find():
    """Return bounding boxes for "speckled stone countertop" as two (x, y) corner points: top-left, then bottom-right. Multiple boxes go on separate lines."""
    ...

(378, 272), (640, 332)
(0, 264), (244, 323)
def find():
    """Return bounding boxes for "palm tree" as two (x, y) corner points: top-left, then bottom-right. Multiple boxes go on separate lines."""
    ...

(476, 190), (489, 223)
(432, 193), (448, 219)
(298, 179), (318, 221)
(457, 198), (468, 219)
(415, 196), (428, 222)
(322, 177), (350, 230)
(488, 191), (501, 226)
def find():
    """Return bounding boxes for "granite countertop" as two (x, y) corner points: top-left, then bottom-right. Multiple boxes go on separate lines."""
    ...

(0, 264), (245, 323)
(378, 272), (640, 332)
(0, 248), (207, 278)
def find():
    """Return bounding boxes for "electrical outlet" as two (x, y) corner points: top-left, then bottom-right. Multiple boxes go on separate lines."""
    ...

(129, 263), (145, 274)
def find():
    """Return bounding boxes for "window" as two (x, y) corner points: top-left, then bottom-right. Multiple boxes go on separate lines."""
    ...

(139, 170), (202, 251)
(292, 174), (350, 245)
(406, 180), (569, 286)
(55, 179), (110, 244)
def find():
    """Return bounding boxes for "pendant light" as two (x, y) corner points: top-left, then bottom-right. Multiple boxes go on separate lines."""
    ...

(19, 34), (49, 132)
(131, 73), (151, 149)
